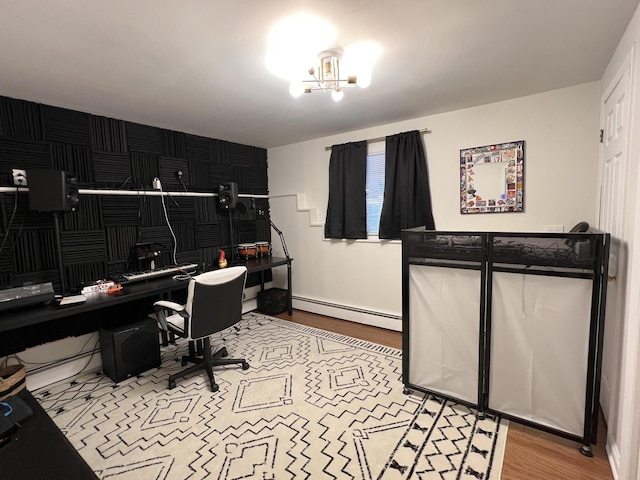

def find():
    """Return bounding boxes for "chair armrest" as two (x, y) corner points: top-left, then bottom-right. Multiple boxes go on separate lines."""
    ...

(153, 300), (188, 333)
(154, 300), (184, 312)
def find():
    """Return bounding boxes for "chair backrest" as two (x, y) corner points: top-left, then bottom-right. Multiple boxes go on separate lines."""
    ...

(185, 266), (247, 339)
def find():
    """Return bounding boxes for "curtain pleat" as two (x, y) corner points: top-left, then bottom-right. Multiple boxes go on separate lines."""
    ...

(324, 141), (367, 239)
(378, 130), (435, 239)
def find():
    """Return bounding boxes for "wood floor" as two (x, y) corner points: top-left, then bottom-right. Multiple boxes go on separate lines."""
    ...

(274, 309), (613, 480)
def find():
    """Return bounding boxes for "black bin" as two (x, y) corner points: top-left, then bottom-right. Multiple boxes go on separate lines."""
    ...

(257, 288), (288, 315)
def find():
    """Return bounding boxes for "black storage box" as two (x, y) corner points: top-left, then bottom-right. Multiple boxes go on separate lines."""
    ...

(257, 288), (288, 315)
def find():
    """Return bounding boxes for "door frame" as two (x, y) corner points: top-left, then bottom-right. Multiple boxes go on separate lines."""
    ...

(598, 44), (640, 480)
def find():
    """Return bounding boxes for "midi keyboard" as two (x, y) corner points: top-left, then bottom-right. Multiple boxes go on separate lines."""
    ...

(117, 263), (198, 284)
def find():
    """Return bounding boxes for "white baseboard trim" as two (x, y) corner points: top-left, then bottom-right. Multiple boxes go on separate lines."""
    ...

(291, 296), (402, 332)
(26, 351), (102, 391)
(606, 430), (621, 480)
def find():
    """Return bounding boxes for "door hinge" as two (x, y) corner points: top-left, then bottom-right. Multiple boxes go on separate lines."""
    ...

(600, 129), (604, 143)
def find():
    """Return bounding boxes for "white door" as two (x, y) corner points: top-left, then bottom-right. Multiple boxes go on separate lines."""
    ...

(596, 56), (631, 424)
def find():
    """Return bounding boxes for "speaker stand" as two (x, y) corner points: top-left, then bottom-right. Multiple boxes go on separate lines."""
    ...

(52, 211), (67, 296)
(228, 210), (237, 263)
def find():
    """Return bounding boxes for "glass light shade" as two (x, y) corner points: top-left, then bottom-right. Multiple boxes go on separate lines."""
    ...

(289, 82), (305, 97)
(331, 88), (344, 102)
(266, 14), (336, 80)
(356, 72), (372, 88)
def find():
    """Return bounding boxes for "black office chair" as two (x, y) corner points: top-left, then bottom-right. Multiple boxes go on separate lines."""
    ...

(153, 266), (249, 392)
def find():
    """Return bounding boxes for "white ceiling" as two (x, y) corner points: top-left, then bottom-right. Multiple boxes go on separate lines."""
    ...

(0, 0), (638, 149)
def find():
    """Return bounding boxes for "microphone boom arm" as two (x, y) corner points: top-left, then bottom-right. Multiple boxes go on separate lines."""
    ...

(270, 220), (290, 259)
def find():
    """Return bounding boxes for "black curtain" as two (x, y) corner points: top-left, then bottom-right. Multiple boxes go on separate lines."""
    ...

(378, 130), (435, 239)
(324, 141), (367, 239)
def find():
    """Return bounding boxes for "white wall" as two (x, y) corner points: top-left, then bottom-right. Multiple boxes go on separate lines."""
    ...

(267, 82), (600, 326)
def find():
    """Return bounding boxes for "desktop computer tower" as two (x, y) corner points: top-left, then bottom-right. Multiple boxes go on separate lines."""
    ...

(99, 317), (161, 383)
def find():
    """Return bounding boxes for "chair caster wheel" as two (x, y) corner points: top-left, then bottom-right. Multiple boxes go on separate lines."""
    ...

(168, 380), (176, 389)
(212, 383), (219, 392)
(242, 362), (250, 370)
(220, 347), (228, 358)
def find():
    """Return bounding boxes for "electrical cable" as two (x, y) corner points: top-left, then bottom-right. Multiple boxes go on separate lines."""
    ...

(179, 177), (189, 193)
(9, 333), (100, 378)
(156, 180), (179, 265)
(37, 337), (102, 386)
(119, 176), (133, 189)
(0, 186), (19, 257)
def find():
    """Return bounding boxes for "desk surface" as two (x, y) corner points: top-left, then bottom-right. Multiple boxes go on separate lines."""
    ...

(0, 256), (291, 334)
(1, 390), (99, 479)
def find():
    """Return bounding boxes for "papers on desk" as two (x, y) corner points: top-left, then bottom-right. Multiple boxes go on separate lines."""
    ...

(59, 294), (87, 306)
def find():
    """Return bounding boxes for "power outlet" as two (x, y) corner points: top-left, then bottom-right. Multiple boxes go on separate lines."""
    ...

(12, 169), (27, 186)
(544, 225), (564, 233)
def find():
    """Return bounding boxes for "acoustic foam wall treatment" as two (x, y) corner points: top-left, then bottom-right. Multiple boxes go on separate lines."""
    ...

(50, 144), (94, 185)
(237, 220), (259, 244)
(90, 116), (127, 153)
(185, 133), (211, 162)
(0, 97), (44, 141)
(211, 138), (230, 164)
(0, 139), (51, 179)
(188, 160), (211, 190)
(161, 129), (186, 159)
(247, 167), (269, 194)
(13, 229), (57, 272)
(194, 197), (219, 223)
(130, 152), (160, 188)
(159, 156), (189, 189)
(105, 226), (138, 261)
(0, 94), (270, 292)
(140, 197), (167, 227)
(60, 230), (107, 265)
(228, 143), (252, 168)
(196, 223), (222, 248)
(63, 195), (102, 231)
(210, 164), (234, 186)
(92, 151), (132, 185)
(125, 122), (162, 154)
(42, 105), (91, 145)
(167, 197), (196, 224)
(101, 197), (144, 226)
(138, 226), (175, 254)
(172, 223), (196, 252)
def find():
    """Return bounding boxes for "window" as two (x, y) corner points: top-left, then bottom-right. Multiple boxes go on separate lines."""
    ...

(366, 151), (385, 236)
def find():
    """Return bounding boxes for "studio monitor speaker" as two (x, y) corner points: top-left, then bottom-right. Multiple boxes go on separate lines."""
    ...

(218, 181), (238, 209)
(99, 317), (161, 383)
(28, 169), (79, 212)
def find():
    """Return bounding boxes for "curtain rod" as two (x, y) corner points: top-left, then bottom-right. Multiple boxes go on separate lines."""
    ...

(324, 128), (432, 151)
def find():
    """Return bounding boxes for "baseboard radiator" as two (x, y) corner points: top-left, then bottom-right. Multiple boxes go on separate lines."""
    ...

(291, 296), (402, 332)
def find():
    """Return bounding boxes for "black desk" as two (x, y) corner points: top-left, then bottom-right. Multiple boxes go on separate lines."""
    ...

(1, 389), (99, 479)
(0, 256), (292, 355)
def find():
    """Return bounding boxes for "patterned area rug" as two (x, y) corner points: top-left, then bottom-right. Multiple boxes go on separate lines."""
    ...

(34, 313), (508, 479)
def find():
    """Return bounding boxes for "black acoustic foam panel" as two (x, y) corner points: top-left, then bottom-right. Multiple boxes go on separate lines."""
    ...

(0, 94), (270, 290)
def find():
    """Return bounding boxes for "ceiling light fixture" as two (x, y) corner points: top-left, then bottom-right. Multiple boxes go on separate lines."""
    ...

(288, 49), (368, 102)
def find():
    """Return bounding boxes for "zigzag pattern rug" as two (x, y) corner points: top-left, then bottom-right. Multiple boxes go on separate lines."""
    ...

(34, 313), (508, 479)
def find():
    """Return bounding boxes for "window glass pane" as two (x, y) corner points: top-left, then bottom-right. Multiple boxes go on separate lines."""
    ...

(366, 152), (385, 235)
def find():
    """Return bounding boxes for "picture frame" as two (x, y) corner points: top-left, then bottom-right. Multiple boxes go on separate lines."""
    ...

(460, 140), (524, 214)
